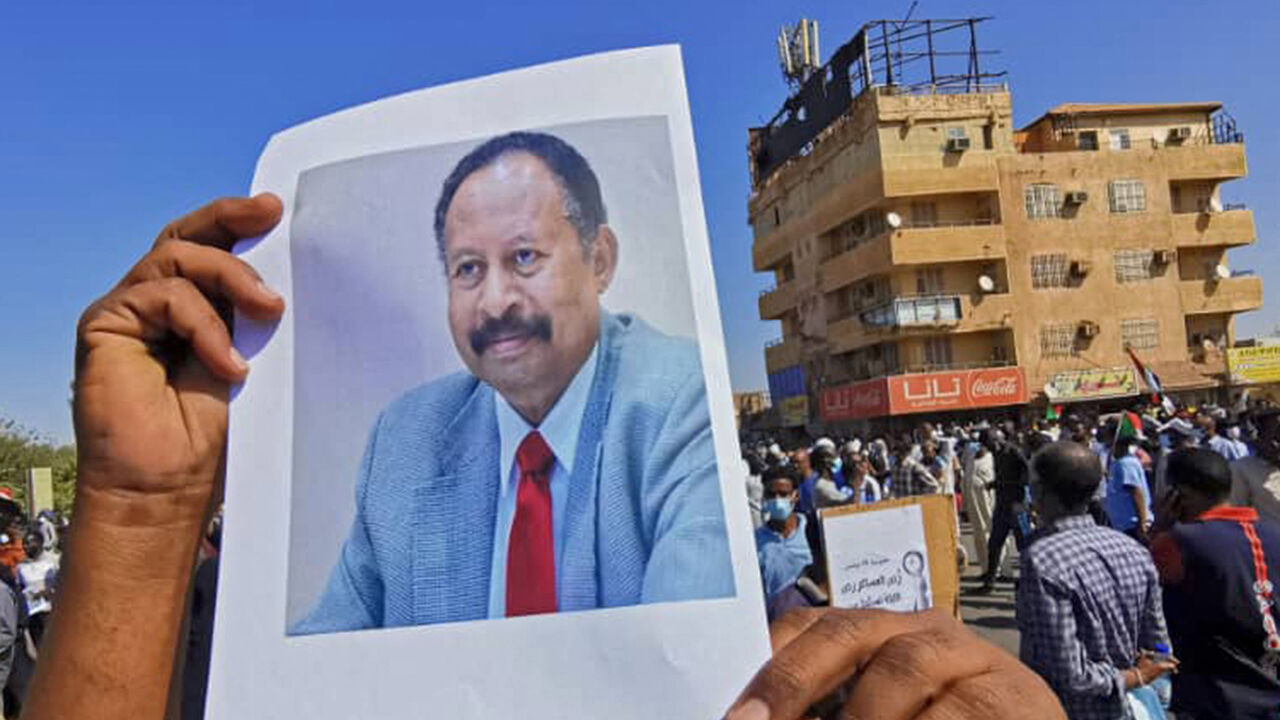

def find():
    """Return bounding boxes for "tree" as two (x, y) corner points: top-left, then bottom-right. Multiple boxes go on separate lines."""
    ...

(0, 418), (76, 516)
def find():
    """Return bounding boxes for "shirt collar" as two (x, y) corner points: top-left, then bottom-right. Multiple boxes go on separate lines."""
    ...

(1198, 505), (1259, 523)
(495, 343), (599, 484)
(1051, 514), (1097, 532)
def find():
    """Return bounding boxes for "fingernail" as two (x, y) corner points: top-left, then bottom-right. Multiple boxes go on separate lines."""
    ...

(230, 347), (249, 373)
(725, 699), (769, 720)
(257, 280), (282, 302)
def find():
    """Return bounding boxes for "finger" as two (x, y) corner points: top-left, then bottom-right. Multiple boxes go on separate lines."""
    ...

(119, 240), (284, 320)
(838, 627), (997, 720)
(915, 672), (1067, 720)
(769, 608), (827, 652)
(154, 193), (283, 250)
(88, 277), (247, 381)
(727, 609), (951, 720)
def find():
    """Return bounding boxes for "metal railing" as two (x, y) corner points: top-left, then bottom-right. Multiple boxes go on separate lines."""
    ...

(860, 294), (963, 329)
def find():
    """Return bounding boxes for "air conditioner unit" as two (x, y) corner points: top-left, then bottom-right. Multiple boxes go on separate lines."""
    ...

(1065, 191), (1089, 205)
(1077, 321), (1100, 338)
(1168, 126), (1192, 141)
(1153, 249), (1176, 265)
(946, 137), (971, 152)
(1069, 259), (1092, 277)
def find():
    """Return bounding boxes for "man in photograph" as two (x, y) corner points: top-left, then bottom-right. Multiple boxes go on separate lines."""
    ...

(294, 131), (734, 632)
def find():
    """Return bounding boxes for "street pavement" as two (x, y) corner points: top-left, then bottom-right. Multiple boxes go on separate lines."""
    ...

(957, 521), (1020, 657)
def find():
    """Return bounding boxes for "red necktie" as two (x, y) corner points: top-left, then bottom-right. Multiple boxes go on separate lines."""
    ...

(506, 431), (557, 616)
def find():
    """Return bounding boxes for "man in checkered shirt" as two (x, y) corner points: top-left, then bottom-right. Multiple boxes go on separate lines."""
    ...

(1017, 441), (1177, 719)
(891, 440), (940, 498)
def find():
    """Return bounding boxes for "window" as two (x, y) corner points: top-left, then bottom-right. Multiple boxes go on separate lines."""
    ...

(1031, 253), (1070, 288)
(910, 201), (938, 227)
(1110, 129), (1131, 150)
(1078, 131), (1099, 151)
(773, 206), (781, 227)
(1109, 179), (1147, 213)
(1024, 183), (1062, 219)
(1114, 249), (1156, 283)
(983, 124), (994, 150)
(1121, 317), (1159, 350)
(924, 336), (954, 367)
(915, 267), (944, 294)
(947, 127), (967, 140)
(1040, 323), (1077, 358)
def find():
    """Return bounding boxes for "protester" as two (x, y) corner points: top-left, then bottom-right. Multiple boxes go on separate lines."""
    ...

(1200, 412), (1247, 462)
(1017, 441), (1176, 719)
(753, 465), (814, 620)
(892, 440), (940, 498)
(1151, 448), (1280, 719)
(810, 447), (853, 509)
(1107, 431), (1155, 544)
(978, 428), (1029, 592)
(1232, 409), (1280, 524)
(963, 429), (1000, 577)
(22, 195), (1067, 720)
(15, 529), (56, 649)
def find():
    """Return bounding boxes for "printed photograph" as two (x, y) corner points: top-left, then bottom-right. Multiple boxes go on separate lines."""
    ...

(284, 116), (736, 633)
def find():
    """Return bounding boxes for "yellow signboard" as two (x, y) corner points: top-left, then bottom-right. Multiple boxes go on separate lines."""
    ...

(1228, 346), (1280, 385)
(780, 396), (809, 427)
(1044, 367), (1138, 402)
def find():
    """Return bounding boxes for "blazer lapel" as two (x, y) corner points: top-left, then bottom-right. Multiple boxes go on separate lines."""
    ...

(559, 313), (623, 612)
(412, 382), (499, 625)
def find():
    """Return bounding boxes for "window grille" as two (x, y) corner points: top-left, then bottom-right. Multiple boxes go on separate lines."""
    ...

(1121, 317), (1159, 350)
(924, 336), (954, 366)
(1078, 131), (1099, 151)
(1040, 323), (1077, 357)
(1110, 129), (1131, 150)
(1031, 253), (1070, 289)
(1024, 184), (1062, 219)
(1114, 249), (1155, 283)
(1109, 179), (1147, 213)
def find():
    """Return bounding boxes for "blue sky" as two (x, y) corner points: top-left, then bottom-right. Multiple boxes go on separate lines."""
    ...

(2, 0), (1277, 443)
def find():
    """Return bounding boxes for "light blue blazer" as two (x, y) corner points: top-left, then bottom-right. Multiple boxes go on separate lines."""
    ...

(294, 312), (735, 633)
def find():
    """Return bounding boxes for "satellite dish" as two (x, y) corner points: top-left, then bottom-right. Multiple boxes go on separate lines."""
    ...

(885, 212), (903, 229)
(977, 274), (996, 293)
(1215, 264), (1232, 280)
(1209, 197), (1224, 214)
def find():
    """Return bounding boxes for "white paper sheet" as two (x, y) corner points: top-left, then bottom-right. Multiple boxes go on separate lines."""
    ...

(824, 504), (933, 612)
(212, 46), (769, 720)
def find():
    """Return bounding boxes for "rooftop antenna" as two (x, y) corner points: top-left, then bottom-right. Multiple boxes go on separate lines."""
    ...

(892, 1), (919, 86)
(777, 18), (821, 88)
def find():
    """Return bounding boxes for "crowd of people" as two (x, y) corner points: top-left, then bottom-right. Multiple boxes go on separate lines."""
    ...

(745, 397), (1280, 719)
(0, 494), (67, 718)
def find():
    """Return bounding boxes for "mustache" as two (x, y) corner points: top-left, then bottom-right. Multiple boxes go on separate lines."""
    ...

(469, 311), (553, 355)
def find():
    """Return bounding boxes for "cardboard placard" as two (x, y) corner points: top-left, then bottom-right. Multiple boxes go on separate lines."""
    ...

(820, 495), (959, 616)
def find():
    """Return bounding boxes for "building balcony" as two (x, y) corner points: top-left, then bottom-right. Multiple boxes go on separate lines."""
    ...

(764, 337), (803, 373)
(881, 156), (1000, 198)
(826, 293), (1014, 354)
(758, 281), (798, 320)
(752, 226), (793, 272)
(1171, 208), (1256, 249)
(1180, 276), (1263, 315)
(820, 221), (1006, 293)
(891, 222), (1007, 265)
(1163, 142), (1247, 181)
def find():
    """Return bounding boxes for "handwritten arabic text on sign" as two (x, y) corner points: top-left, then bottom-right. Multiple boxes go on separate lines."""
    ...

(823, 504), (932, 613)
(1044, 367), (1138, 402)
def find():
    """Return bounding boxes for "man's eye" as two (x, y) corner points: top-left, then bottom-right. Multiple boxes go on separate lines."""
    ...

(454, 261), (480, 279)
(513, 249), (539, 267)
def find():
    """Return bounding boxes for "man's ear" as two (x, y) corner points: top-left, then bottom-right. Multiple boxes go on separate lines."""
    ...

(590, 225), (618, 294)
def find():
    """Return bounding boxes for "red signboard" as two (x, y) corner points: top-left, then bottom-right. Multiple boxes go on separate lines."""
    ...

(821, 367), (1026, 420)
(820, 378), (890, 421)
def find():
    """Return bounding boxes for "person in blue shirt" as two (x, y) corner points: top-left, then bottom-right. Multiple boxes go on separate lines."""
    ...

(1107, 437), (1155, 544)
(754, 465), (814, 620)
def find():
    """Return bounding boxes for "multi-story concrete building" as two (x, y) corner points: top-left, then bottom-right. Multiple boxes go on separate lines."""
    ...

(752, 18), (1261, 431)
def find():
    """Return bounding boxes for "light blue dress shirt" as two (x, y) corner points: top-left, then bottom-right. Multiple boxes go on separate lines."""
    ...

(488, 345), (599, 618)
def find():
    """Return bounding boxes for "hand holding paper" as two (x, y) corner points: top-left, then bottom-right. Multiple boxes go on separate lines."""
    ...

(726, 608), (1067, 720)
(25, 195), (284, 720)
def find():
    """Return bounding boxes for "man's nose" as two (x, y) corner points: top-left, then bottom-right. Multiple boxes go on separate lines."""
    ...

(477, 266), (520, 320)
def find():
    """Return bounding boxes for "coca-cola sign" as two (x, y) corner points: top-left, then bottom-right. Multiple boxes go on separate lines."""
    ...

(821, 367), (1026, 420)
(890, 367), (1026, 414)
